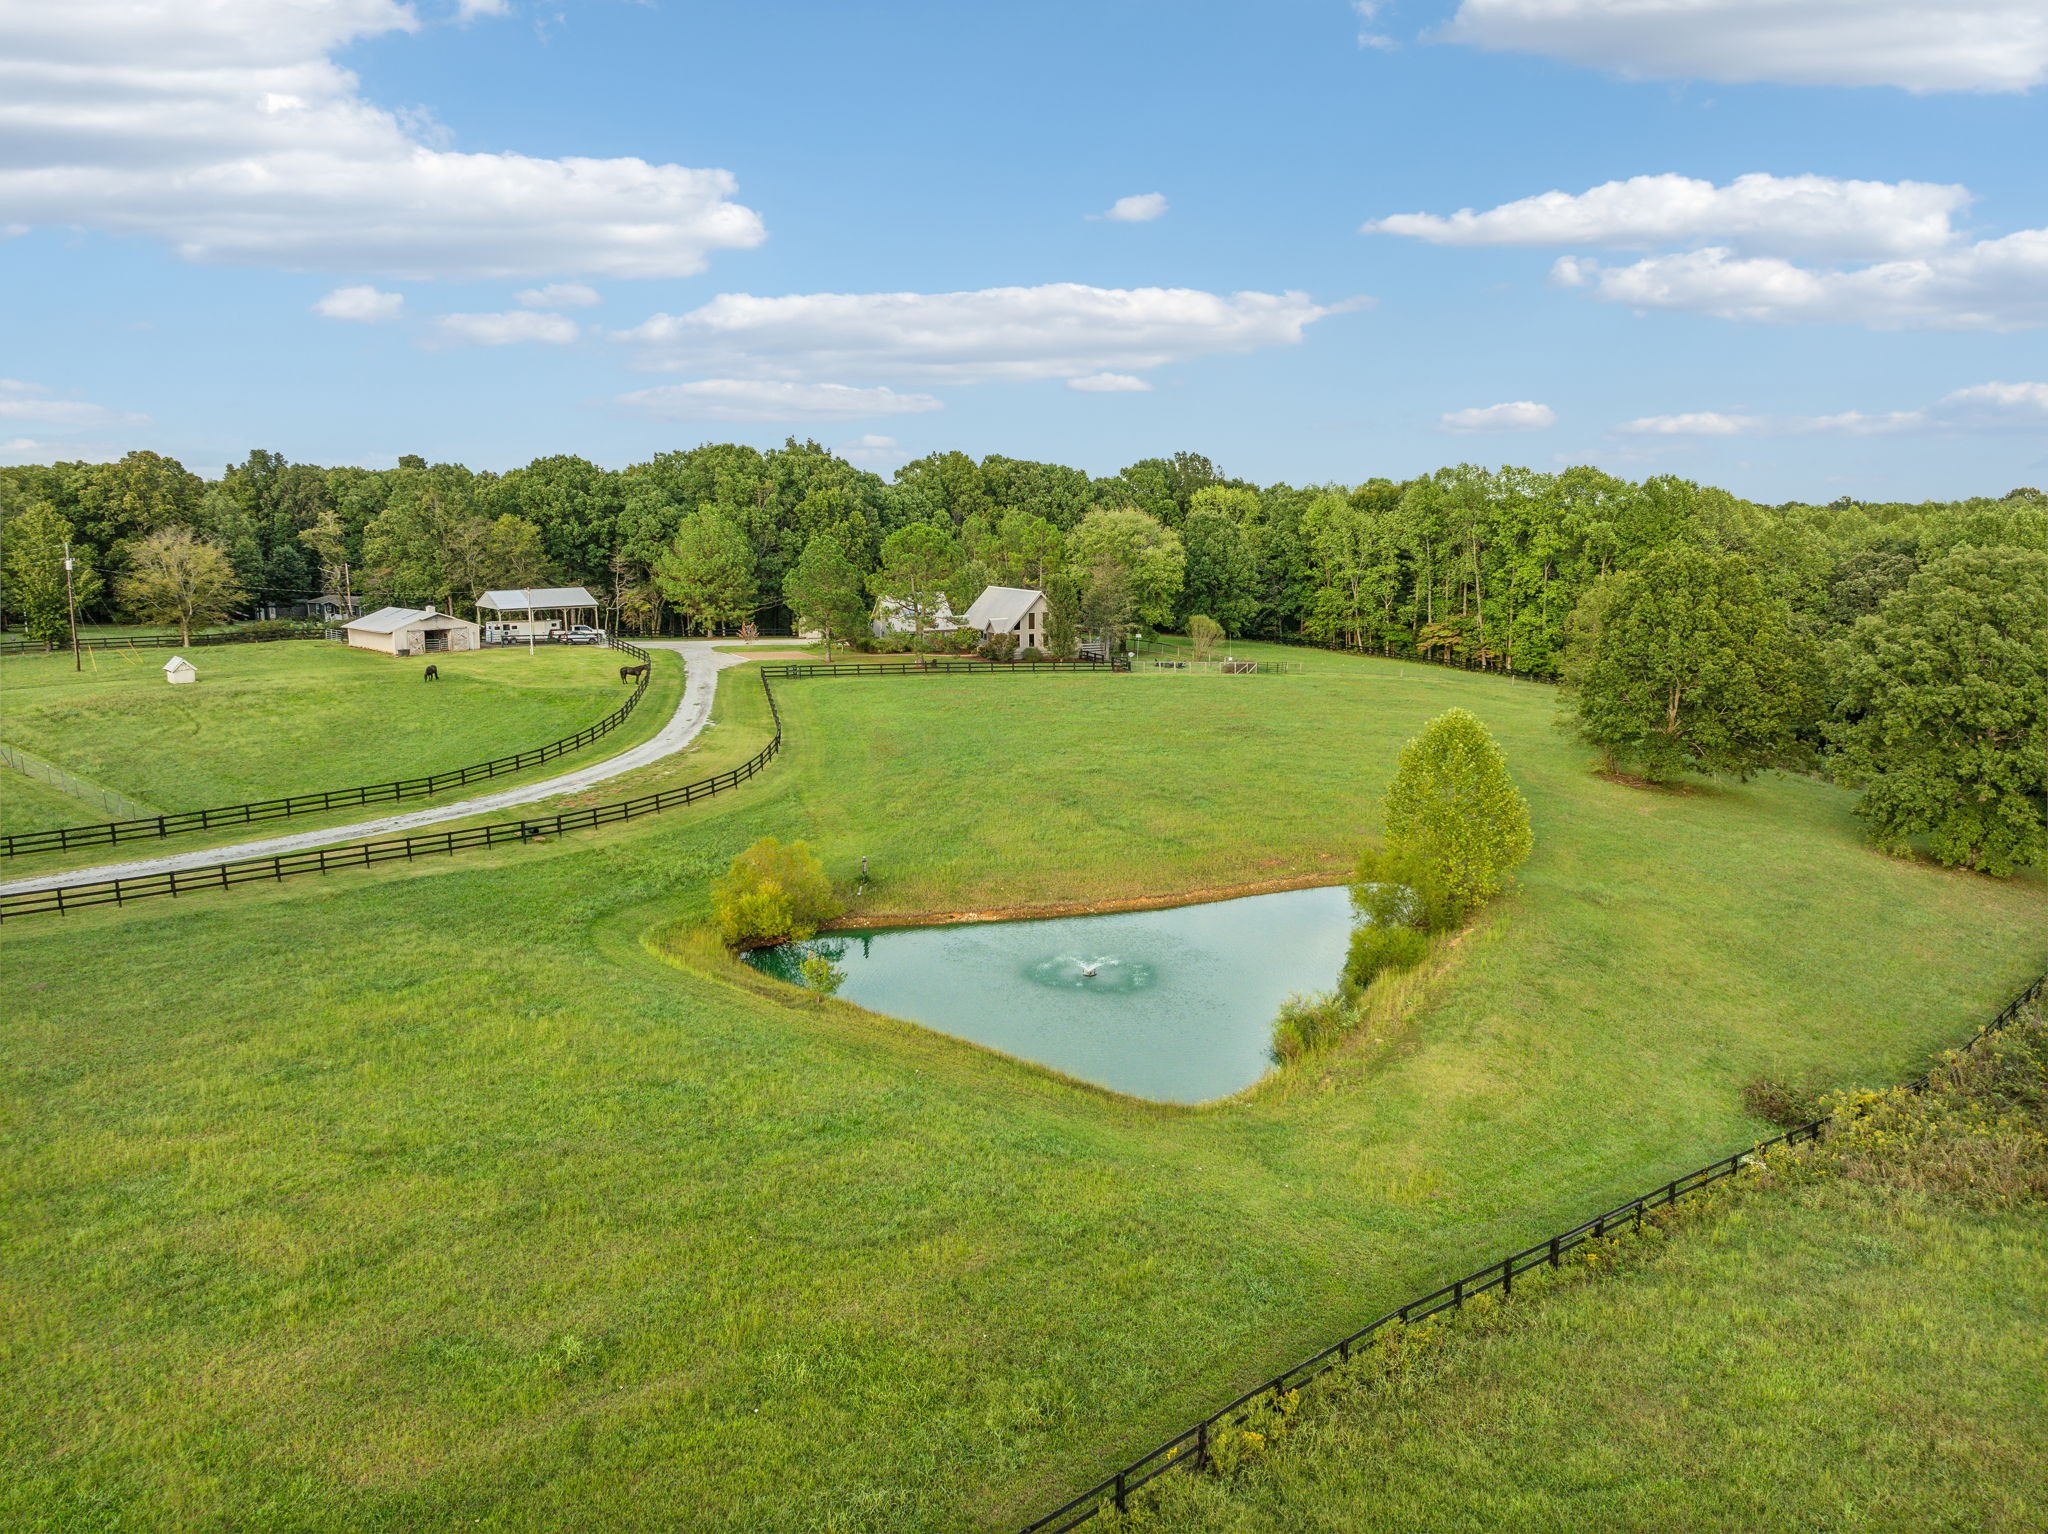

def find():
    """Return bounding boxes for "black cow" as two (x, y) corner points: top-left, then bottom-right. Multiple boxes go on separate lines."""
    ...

(423, 664), (440, 681)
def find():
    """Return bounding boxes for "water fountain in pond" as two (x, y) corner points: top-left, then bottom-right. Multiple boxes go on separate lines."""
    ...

(1024, 953), (1158, 993)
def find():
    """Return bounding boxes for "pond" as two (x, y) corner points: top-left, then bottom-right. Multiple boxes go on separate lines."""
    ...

(744, 883), (1355, 1102)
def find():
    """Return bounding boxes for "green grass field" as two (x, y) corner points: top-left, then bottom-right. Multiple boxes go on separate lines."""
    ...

(0, 642), (637, 836)
(1, 650), (2041, 1530)
(1139, 1017), (2048, 1533)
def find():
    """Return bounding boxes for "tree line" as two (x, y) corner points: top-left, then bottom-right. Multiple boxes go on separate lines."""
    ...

(2, 443), (2041, 870)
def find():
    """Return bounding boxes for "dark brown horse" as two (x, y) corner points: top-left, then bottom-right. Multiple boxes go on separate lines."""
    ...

(619, 662), (650, 683)
(423, 664), (440, 681)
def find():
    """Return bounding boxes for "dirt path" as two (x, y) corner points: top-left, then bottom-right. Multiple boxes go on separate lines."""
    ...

(0, 642), (749, 896)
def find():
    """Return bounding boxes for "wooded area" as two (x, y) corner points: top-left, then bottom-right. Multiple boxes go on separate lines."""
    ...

(3, 444), (2042, 871)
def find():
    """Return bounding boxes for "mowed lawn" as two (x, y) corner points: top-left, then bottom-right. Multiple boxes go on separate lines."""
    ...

(1, 652), (2042, 1531)
(0, 642), (632, 831)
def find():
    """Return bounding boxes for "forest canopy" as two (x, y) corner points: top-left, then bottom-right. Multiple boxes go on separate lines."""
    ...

(3, 443), (2041, 871)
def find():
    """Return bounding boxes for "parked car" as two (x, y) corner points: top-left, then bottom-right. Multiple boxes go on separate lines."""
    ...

(560, 624), (608, 645)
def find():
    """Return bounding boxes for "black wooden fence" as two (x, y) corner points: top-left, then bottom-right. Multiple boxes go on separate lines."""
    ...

(1, 638), (655, 857)
(0, 655), (1126, 921)
(1273, 631), (1562, 685)
(1018, 968), (2048, 1532)
(0, 625), (328, 657)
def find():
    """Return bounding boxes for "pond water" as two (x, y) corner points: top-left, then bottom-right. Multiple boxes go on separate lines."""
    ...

(744, 883), (1355, 1102)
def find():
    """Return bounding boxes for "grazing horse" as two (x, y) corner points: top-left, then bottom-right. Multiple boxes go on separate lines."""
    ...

(423, 663), (440, 681)
(619, 662), (650, 684)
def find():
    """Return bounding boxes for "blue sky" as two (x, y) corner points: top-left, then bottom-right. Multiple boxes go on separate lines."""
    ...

(3, 0), (2044, 500)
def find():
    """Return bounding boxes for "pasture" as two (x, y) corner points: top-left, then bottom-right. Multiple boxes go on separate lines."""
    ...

(1, 650), (2041, 1530)
(0, 642), (637, 836)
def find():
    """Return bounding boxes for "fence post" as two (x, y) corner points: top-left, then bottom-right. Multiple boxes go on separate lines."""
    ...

(1549, 1234), (1561, 1267)
(1114, 1469), (1126, 1513)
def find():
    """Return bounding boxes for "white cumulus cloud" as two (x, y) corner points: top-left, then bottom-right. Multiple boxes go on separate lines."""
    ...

(1617, 381), (2048, 436)
(433, 310), (578, 345)
(1554, 229), (2048, 330)
(0, 0), (766, 279)
(1093, 193), (1169, 223)
(0, 379), (149, 431)
(616, 381), (945, 423)
(1369, 173), (1970, 261)
(1441, 0), (2048, 93)
(1067, 373), (1153, 393)
(616, 283), (1343, 387)
(1440, 400), (1557, 433)
(516, 282), (600, 309)
(313, 284), (404, 321)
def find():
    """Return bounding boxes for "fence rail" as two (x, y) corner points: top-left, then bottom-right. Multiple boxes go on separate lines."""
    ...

(1, 638), (654, 858)
(1272, 632), (1561, 685)
(0, 654), (1126, 921)
(1020, 968), (2047, 1532)
(0, 625), (329, 657)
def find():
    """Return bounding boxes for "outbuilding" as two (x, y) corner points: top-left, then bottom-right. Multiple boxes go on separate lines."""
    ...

(162, 656), (197, 685)
(476, 586), (602, 644)
(342, 605), (481, 657)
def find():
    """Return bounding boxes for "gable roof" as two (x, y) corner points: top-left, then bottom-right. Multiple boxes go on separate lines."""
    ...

(345, 605), (438, 634)
(163, 655), (194, 673)
(961, 585), (1045, 630)
(476, 587), (599, 612)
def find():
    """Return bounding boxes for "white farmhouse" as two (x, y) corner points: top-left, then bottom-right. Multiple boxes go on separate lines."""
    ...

(961, 586), (1049, 650)
(871, 594), (961, 639)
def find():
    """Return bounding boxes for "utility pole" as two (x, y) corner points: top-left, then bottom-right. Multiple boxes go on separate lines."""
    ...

(62, 540), (81, 672)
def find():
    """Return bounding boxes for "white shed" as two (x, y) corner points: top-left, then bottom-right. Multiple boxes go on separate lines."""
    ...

(163, 655), (197, 685)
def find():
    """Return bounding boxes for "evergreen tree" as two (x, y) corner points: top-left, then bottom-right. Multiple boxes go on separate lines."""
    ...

(1830, 546), (2048, 875)
(1559, 545), (1802, 781)
(656, 510), (757, 635)
(783, 529), (867, 661)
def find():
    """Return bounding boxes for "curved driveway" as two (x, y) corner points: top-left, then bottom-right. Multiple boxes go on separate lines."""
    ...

(1, 641), (749, 896)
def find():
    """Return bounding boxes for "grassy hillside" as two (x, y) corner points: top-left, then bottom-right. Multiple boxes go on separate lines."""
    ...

(1, 652), (2041, 1531)
(0, 642), (634, 833)
(1137, 1015), (2048, 1533)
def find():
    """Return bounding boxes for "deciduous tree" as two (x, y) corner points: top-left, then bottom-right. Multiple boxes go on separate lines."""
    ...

(1372, 707), (1533, 927)
(1829, 546), (2048, 875)
(3, 501), (98, 645)
(1559, 545), (1802, 782)
(116, 527), (244, 643)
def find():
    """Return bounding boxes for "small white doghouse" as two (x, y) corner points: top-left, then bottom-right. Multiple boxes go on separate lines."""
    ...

(163, 656), (197, 685)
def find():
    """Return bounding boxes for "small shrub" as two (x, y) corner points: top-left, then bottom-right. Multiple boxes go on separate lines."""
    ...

(1188, 614), (1223, 661)
(711, 837), (842, 948)
(977, 631), (1019, 662)
(1742, 1077), (1825, 1129)
(1271, 991), (1349, 1062)
(1343, 923), (1430, 993)
(1017, 644), (1045, 662)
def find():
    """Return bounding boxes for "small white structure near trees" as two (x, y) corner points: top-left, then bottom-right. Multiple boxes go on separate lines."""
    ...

(961, 586), (1049, 649)
(342, 606), (481, 657)
(162, 656), (197, 685)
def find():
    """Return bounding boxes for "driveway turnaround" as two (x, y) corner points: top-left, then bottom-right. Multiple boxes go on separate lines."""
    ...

(1, 642), (750, 897)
